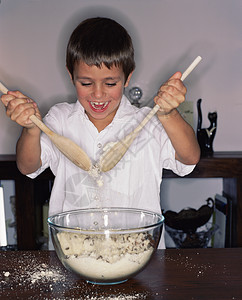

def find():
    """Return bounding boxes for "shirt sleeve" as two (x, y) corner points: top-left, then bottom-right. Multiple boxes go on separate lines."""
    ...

(27, 133), (57, 178)
(148, 114), (196, 177)
(163, 140), (196, 176)
(161, 133), (196, 176)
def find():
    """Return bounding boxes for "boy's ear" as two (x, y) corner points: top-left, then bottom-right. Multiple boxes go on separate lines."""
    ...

(124, 72), (133, 88)
(66, 66), (74, 83)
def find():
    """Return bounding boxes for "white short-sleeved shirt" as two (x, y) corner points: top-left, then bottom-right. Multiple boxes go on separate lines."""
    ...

(28, 95), (195, 248)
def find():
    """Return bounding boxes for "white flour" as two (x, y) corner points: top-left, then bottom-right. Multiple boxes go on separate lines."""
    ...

(88, 164), (104, 187)
(57, 231), (154, 282)
(29, 263), (65, 284)
(88, 140), (120, 187)
(64, 250), (153, 281)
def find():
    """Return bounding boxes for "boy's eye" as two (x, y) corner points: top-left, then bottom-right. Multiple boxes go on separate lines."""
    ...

(81, 82), (92, 86)
(106, 83), (117, 87)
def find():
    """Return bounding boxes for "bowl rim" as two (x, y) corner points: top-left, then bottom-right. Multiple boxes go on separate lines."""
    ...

(47, 207), (164, 233)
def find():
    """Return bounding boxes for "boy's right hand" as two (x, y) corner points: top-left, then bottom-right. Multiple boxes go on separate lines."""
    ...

(1, 91), (42, 129)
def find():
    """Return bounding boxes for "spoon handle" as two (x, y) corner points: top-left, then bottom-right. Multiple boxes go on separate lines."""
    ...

(0, 82), (8, 95)
(135, 56), (202, 134)
(29, 115), (54, 136)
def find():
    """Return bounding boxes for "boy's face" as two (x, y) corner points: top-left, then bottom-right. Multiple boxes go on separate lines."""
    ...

(72, 61), (132, 130)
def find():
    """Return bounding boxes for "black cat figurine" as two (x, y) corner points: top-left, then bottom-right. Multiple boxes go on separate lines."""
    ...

(197, 99), (217, 155)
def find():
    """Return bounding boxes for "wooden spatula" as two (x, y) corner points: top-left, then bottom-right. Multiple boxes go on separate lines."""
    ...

(99, 56), (202, 172)
(0, 83), (92, 171)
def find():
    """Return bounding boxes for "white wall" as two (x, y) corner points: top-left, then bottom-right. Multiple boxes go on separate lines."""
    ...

(0, 1), (240, 230)
(0, 0), (241, 153)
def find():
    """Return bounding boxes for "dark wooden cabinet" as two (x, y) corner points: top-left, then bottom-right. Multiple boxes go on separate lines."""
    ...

(163, 152), (242, 247)
(0, 155), (54, 250)
(1, 152), (242, 249)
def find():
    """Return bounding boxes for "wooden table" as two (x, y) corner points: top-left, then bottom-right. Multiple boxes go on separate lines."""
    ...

(0, 248), (242, 299)
(1, 152), (242, 249)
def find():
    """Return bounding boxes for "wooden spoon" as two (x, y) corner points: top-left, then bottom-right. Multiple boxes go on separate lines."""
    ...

(99, 56), (202, 172)
(0, 83), (92, 171)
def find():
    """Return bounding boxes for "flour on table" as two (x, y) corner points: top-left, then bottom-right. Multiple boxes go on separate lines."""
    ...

(0, 251), (154, 299)
(3, 271), (10, 277)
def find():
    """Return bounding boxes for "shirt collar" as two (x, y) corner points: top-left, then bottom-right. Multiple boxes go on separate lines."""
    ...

(67, 100), (88, 120)
(112, 95), (138, 121)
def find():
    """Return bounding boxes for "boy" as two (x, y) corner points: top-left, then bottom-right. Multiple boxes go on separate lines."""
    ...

(1, 17), (200, 248)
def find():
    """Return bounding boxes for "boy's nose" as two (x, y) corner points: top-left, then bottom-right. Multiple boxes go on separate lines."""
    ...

(93, 85), (104, 99)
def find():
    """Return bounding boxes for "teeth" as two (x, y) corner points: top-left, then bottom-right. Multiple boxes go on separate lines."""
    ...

(90, 101), (108, 108)
(92, 101), (104, 105)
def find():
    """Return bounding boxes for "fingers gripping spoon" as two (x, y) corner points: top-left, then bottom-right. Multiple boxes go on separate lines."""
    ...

(99, 56), (202, 172)
(0, 84), (92, 171)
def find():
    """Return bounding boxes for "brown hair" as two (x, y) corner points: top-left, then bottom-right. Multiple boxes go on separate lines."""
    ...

(66, 17), (135, 82)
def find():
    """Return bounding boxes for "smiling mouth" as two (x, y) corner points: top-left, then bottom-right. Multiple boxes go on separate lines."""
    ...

(90, 101), (109, 111)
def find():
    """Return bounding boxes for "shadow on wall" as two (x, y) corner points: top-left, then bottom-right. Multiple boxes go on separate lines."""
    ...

(150, 44), (216, 96)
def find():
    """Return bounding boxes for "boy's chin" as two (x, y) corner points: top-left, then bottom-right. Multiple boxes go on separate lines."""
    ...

(87, 109), (117, 125)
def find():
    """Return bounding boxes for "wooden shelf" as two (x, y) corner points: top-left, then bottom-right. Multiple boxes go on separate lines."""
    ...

(1, 152), (242, 249)
(164, 152), (242, 178)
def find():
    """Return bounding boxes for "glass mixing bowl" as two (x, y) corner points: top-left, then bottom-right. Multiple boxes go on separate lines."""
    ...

(48, 207), (164, 285)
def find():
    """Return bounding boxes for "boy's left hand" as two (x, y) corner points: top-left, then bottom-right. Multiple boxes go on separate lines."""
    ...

(154, 71), (187, 116)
